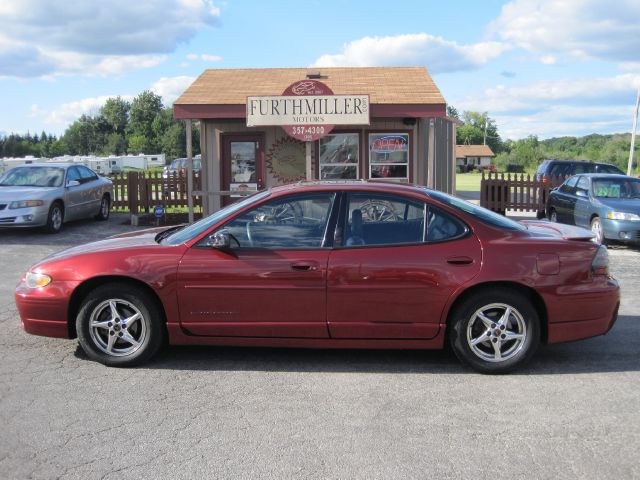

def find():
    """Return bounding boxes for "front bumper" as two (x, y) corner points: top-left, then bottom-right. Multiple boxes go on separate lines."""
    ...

(0, 205), (49, 227)
(602, 218), (640, 243)
(15, 279), (80, 339)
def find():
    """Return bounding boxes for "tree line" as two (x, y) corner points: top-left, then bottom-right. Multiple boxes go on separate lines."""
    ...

(0, 91), (200, 161)
(447, 106), (637, 174)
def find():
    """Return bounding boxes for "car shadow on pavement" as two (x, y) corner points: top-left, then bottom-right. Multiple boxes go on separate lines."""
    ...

(0, 214), (138, 247)
(82, 314), (639, 375)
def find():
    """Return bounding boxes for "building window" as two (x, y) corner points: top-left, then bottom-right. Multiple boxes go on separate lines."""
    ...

(368, 133), (409, 181)
(318, 133), (359, 180)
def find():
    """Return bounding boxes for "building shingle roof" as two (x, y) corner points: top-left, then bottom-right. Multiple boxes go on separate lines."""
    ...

(174, 67), (445, 106)
(456, 144), (495, 158)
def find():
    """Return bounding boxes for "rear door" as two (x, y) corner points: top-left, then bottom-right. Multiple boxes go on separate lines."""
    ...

(327, 192), (482, 339)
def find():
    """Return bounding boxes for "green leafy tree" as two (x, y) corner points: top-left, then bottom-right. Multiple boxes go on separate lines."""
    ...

(101, 97), (130, 134)
(127, 91), (163, 152)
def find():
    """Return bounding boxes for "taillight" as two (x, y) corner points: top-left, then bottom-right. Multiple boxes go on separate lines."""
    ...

(591, 245), (609, 276)
(542, 175), (548, 184)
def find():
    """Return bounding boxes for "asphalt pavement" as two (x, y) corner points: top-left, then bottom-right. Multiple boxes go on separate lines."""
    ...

(0, 214), (639, 479)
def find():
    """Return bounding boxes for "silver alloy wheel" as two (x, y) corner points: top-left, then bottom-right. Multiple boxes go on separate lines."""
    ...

(591, 217), (603, 244)
(51, 206), (63, 231)
(88, 298), (147, 357)
(466, 302), (527, 363)
(549, 210), (557, 222)
(100, 197), (109, 218)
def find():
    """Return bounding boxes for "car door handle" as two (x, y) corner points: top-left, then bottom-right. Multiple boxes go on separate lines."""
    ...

(446, 256), (474, 265)
(290, 261), (319, 271)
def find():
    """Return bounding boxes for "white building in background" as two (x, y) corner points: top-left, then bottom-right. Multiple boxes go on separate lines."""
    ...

(455, 145), (495, 171)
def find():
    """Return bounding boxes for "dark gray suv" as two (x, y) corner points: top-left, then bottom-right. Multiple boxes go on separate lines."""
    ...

(536, 159), (624, 183)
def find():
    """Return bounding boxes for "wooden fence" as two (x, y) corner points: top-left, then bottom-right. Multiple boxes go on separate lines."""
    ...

(480, 171), (566, 215)
(110, 171), (202, 214)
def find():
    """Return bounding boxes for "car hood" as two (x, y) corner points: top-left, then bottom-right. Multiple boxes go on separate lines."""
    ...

(0, 186), (57, 200)
(520, 220), (595, 241)
(39, 226), (179, 263)
(596, 198), (640, 212)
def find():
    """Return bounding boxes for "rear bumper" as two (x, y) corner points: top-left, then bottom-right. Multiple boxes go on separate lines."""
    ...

(545, 276), (620, 344)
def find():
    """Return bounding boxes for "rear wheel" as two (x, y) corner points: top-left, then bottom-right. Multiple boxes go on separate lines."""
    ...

(76, 284), (165, 367)
(45, 202), (64, 233)
(449, 289), (540, 374)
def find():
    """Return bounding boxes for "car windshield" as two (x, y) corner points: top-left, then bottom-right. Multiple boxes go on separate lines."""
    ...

(162, 191), (271, 245)
(592, 178), (640, 198)
(0, 166), (65, 187)
(425, 189), (527, 231)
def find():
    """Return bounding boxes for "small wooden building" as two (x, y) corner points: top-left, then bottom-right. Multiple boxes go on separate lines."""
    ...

(174, 66), (458, 215)
(456, 144), (495, 171)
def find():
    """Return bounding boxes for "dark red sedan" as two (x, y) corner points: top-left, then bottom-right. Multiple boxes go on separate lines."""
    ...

(15, 182), (620, 373)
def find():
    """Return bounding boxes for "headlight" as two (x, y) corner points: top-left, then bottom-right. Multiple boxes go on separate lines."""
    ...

(25, 272), (52, 288)
(607, 212), (640, 221)
(9, 200), (44, 209)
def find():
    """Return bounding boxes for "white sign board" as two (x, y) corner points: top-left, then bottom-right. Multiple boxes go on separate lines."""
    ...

(246, 95), (370, 127)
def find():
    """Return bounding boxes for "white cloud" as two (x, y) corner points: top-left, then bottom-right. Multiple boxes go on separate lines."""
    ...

(151, 76), (196, 105)
(42, 96), (115, 127)
(0, 0), (221, 78)
(489, 0), (640, 63)
(454, 74), (640, 139)
(186, 53), (222, 63)
(311, 33), (510, 73)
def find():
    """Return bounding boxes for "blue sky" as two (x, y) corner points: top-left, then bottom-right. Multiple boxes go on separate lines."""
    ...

(1, 0), (639, 141)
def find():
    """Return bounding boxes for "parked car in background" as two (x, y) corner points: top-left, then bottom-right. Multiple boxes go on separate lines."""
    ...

(0, 163), (112, 233)
(16, 182), (619, 373)
(536, 159), (624, 183)
(546, 173), (640, 244)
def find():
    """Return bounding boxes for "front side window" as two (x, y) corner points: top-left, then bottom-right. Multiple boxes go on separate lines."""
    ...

(78, 166), (98, 182)
(369, 133), (409, 181)
(344, 193), (425, 247)
(218, 193), (336, 249)
(576, 176), (590, 193)
(319, 133), (359, 180)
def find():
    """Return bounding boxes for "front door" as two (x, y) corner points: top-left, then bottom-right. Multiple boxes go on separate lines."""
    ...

(177, 192), (337, 338)
(221, 134), (265, 206)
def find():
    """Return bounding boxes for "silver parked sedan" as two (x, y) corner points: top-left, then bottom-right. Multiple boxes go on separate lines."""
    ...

(0, 163), (113, 233)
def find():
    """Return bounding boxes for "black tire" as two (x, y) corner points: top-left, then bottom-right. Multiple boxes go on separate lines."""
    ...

(448, 288), (540, 374)
(76, 284), (165, 367)
(548, 208), (557, 222)
(95, 194), (110, 221)
(45, 202), (64, 233)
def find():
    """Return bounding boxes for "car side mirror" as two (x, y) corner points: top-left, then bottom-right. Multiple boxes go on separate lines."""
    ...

(66, 180), (80, 187)
(208, 230), (231, 248)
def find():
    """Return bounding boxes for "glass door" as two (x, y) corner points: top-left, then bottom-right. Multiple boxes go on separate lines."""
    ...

(222, 134), (265, 206)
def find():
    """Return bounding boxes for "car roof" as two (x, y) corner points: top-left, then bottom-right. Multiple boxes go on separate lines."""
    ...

(572, 173), (637, 179)
(8, 163), (75, 169)
(268, 180), (433, 198)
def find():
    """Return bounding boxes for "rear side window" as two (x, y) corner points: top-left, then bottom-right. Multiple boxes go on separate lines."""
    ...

(343, 194), (425, 247)
(426, 206), (468, 242)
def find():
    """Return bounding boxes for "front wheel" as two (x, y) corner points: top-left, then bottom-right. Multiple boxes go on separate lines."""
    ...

(449, 289), (540, 374)
(548, 209), (557, 222)
(591, 217), (605, 244)
(76, 284), (165, 367)
(95, 194), (110, 221)
(45, 202), (64, 233)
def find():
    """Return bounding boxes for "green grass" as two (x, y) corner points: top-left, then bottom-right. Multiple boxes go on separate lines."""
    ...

(455, 172), (482, 191)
